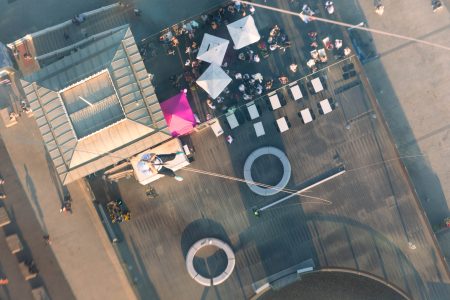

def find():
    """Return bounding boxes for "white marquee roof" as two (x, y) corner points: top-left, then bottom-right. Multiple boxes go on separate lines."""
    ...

(227, 15), (261, 49)
(196, 33), (229, 65)
(196, 64), (232, 99)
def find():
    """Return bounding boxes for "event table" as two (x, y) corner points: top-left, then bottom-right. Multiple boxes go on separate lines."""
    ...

(320, 99), (332, 114)
(269, 94), (282, 110)
(226, 113), (239, 129)
(247, 103), (259, 120)
(300, 109), (313, 124)
(254, 121), (265, 137)
(289, 84), (303, 100)
(210, 120), (224, 136)
(276, 117), (289, 132)
(311, 77), (324, 93)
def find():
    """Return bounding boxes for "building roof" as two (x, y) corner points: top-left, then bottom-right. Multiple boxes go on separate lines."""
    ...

(30, 3), (130, 61)
(21, 27), (171, 185)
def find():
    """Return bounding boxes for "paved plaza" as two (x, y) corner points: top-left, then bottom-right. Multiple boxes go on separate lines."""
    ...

(92, 53), (449, 299)
(0, 0), (449, 299)
(336, 0), (450, 228)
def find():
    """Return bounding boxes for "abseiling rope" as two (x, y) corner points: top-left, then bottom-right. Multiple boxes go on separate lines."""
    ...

(183, 167), (332, 204)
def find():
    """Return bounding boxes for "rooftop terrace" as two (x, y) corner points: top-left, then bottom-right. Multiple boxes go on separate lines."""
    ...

(91, 55), (450, 300)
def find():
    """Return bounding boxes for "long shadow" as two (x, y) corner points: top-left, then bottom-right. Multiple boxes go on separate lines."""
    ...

(127, 236), (161, 300)
(305, 211), (450, 299)
(180, 218), (232, 290)
(44, 152), (65, 205)
(340, 0), (449, 228)
(4, 196), (75, 299)
(88, 176), (160, 300)
(23, 165), (48, 234)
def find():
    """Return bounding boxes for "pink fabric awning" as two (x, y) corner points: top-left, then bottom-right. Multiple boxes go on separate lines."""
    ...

(161, 90), (196, 137)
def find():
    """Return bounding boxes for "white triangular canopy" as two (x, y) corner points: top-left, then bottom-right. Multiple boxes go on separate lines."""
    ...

(227, 15), (261, 49)
(196, 34), (230, 65)
(196, 64), (232, 99)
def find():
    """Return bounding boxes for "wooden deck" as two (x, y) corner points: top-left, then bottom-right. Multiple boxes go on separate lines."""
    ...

(97, 56), (450, 300)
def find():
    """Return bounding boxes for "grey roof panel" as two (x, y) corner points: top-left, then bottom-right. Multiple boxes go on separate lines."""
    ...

(23, 26), (168, 184)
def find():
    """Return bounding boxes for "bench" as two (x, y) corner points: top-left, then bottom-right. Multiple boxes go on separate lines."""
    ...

(289, 83), (303, 101)
(6, 234), (23, 254)
(0, 207), (11, 227)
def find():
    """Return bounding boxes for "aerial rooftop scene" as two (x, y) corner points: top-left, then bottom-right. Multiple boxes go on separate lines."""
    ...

(0, 0), (449, 300)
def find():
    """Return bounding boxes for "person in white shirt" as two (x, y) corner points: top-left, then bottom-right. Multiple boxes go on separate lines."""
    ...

(137, 153), (184, 181)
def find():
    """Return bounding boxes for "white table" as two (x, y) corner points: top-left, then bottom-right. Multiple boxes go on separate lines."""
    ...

(289, 84), (303, 100)
(269, 94), (282, 110)
(276, 117), (289, 132)
(247, 103), (259, 120)
(226, 113), (239, 129)
(253, 121), (265, 137)
(300, 109), (313, 124)
(320, 99), (333, 114)
(311, 77), (324, 93)
(210, 120), (224, 136)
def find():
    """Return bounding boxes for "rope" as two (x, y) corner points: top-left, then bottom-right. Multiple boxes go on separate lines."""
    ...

(235, 0), (450, 52)
(183, 167), (332, 204)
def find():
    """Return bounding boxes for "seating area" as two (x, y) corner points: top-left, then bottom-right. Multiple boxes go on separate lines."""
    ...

(210, 118), (224, 136)
(226, 111), (239, 129)
(268, 93), (282, 110)
(208, 62), (345, 141)
(289, 83), (303, 101)
(299, 108), (314, 124)
(185, 238), (235, 287)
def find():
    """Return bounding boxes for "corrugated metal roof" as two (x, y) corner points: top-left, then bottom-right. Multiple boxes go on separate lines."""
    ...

(69, 119), (154, 168)
(31, 4), (130, 58)
(21, 27), (170, 185)
(24, 29), (125, 91)
(63, 131), (171, 185)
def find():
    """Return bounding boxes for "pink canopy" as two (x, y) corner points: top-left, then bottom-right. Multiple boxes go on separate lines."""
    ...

(161, 90), (196, 137)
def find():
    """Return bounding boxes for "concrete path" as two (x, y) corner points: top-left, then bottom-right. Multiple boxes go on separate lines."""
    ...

(335, 0), (450, 228)
(0, 101), (136, 299)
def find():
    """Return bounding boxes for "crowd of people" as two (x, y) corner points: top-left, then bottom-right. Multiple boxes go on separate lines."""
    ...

(141, 1), (358, 120)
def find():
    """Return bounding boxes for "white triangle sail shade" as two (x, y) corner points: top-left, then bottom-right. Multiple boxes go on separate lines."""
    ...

(196, 64), (232, 99)
(227, 15), (261, 50)
(196, 34), (230, 65)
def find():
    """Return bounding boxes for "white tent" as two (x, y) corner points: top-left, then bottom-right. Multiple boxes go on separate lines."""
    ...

(227, 15), (261, 50)
(196, 34), (229, 65)
(196, 64), (232, 99)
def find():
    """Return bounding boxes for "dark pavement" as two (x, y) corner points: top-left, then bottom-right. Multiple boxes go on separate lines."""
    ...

(0, 136), (75, 300)
(259, 271), (406, 300)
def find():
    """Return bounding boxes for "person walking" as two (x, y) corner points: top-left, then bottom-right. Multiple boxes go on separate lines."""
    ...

(43, 235), (52, 245)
